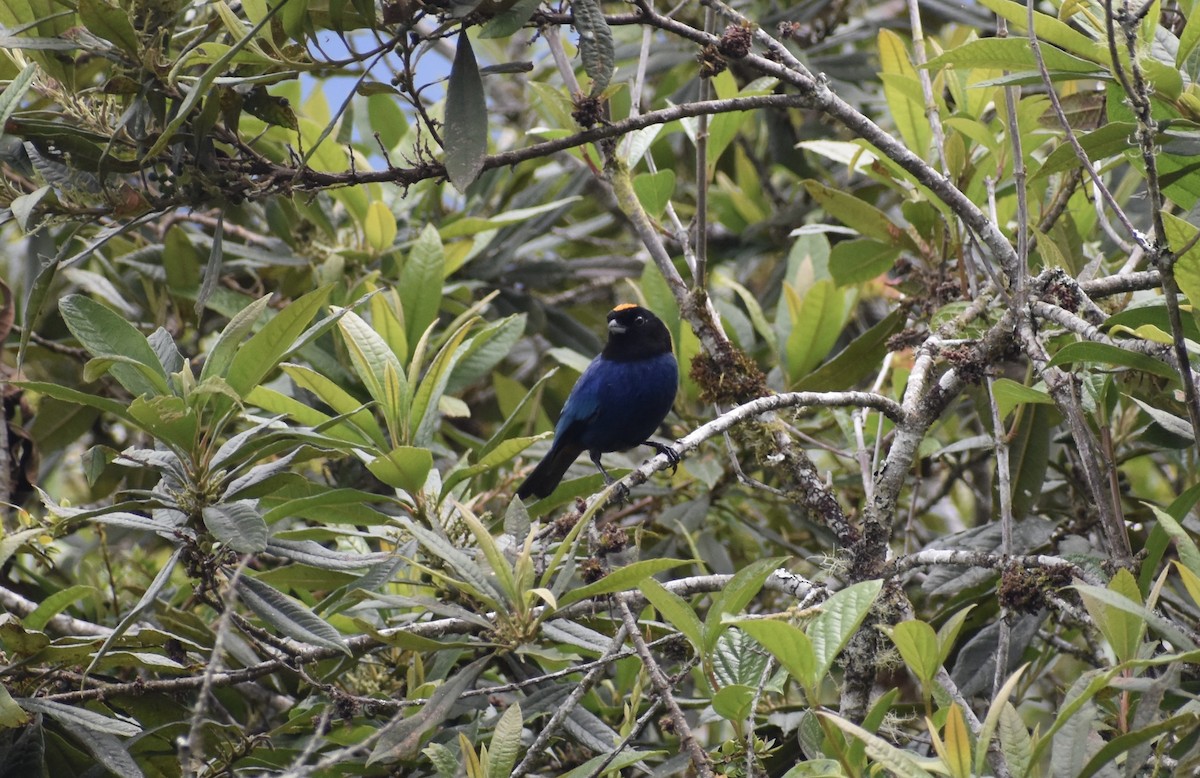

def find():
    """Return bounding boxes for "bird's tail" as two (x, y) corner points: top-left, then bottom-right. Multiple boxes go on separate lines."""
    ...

(516, 441), (584, 500)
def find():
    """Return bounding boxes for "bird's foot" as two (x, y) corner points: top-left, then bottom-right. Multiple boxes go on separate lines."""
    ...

(643, 440), (681, 474)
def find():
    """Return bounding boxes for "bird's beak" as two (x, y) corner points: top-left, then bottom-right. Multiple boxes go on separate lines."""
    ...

(608, 319), (627, 335)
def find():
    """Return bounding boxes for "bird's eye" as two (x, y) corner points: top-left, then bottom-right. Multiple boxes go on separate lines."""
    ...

(634, 315), (645, 324)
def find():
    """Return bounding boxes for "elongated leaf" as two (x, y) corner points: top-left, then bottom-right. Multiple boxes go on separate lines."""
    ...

(886, 620), (940, 686)
(410, 320), (472, 447)
(796, 307), (906, 392)
(559, 558), (690, 608)
(444, 32), (487, 192)
(201, 294), (271, 384)
(573, 0), (614, 96)
(704, 557), (789, 652)
(0, 63), (37, 144)
(736, 620), (817, 695)
(227, 285), (334, 397)
(640, 577), (705, 651)
(808, 579), (882, 680)
(369, 656), (489, 763)
(237, 574), (349, 654)
(819, 713), (937, 777)
(60, 295), (168, 397)
(877, 30), (931, 162)
(401, 224), (446, 358)
(202, 501), (268, 553)
(18, 697), (140, 737)
(487, 701), (522, 778)
(1045, 341), (1177, 380)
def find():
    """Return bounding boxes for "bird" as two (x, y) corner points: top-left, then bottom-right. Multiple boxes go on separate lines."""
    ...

(517, 304), (680, 500)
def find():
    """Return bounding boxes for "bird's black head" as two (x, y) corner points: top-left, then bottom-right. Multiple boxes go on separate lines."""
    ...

(601, 304), (674, 362)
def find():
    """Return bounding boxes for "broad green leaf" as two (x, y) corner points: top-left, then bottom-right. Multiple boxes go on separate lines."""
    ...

(1074, 580), (1194, 653)
(1045, 341), (1178, 380)
(939, 704), (971, 778)
(803, 179), (914, 248)
(886, 620), (940, 687)
(780, 280), (853, 385)
(15, 381), (132, 420)
(991, 377), (1054, 418)
(364, 200), (397, 253)
(640, 577), (705, 651)
(444, 32), (487, 192)
(367, 445), (433, 494)
(808, 579), (882, 680)
(200, 294), (271, 384)
(924, 38), (1104, 74)
(127, 395), (197, 451)
(23, 584), (96, 632)
(445, 313), (526, 395)
(487, 701), (522, 778)
(734, 620), (817, 694)
(877, 30), (931, 162)
(703, 557), (788, 652)
(227, 285), (334, 397)
(632, 169), (676, 218)
(368, 657), (489, 763)
(60, 295), (169, 397)
(79, 0), (139, 56)
(480, 0), (543, 37)
(409, 320), (473, 447)
(401, 224), (445, 357)
(997, 702), (1033, 778)
(1149, 503), (1200, 578)
(828, 238), (900, 287)
(796, 307), (906, 392)
(238, 574), (349, 654)
(712, 684), (755, 722)
(0, 64), (38, 143)
(202, 501), (268, 553)
(0, 685), (29, 728)
(558, 558), (690, 608)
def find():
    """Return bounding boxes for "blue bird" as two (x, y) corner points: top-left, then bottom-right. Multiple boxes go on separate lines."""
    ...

(517, 304), (679, 500)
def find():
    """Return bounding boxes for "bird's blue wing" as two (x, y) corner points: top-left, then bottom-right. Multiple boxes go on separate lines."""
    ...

(553, 358), (605, 439)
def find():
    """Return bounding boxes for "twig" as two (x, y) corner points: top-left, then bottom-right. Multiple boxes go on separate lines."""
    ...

(615, 595), (714, 777)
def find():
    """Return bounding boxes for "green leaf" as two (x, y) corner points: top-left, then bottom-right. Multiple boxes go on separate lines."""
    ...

(369, 656), (489, 763)
(990, 377), (1054, 418)
(1073, 581), (1195, 652)
(640, 577), (705, 651)
(573, 0), (614, 97)
(23, 584), (96, 632)
(60, 295), (169, 397)
(780, 280), (852, 384)
(78, 0), (140, 56)
(444, 32), (488, 192)
(808, 579), (882, 681)
(712, 684), (756, 722)
(480, 0), (543, 37)
(803, 179), (914, 248)
(202, 501), (269, 553)
(238, 574), (349, 654)
(364, 200), (397, 253)
(410, 320), (472, 447)
(734, 620), (817, 695)
(828, 238), (901, 287)
(200, 294), (271, 385)
(487, 701), (522, 778)
(632, 169), (676, 218)
(279, 363), (387, 448)
(924, 37), (1104, 75)
(367, 445), (433, 493)
(704, 557), (788, 652)
(1079, 712), (1200, 778)
(1045, 341), (1178, 381)
(227, 285), (334, 398)
(558, 558), (691, 608)
(446, 314), (526, 395)
(886, 620), (940, 687)
(0, 63), (37, 144)
(997, 702), (1033, 778)
(877, 30), (931, 162)
(818, 712), (938, 777)
(795, 307), (906, 393)
(128, 395), (197, 451)
(402, 224), (446, 357)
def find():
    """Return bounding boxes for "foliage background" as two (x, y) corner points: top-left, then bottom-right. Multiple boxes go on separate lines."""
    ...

(2, 0), (1200, 774)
